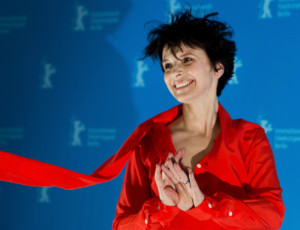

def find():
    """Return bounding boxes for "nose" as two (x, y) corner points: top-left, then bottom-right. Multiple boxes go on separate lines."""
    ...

(172, 62), (183, 78)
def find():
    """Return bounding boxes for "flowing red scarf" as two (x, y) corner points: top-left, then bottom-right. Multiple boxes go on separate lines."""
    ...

(0, 104), (182, 190)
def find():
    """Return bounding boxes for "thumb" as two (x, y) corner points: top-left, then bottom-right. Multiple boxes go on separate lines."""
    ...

(164, 185), (179, 204)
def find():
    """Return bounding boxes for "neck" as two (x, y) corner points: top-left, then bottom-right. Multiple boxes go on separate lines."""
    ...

(181, 95), (219, 137)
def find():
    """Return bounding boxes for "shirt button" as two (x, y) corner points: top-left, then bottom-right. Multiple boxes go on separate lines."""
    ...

(228, 211), (233, 217)
(208, 203), (212, 209)
(145, 219), (148, 224)
(196, 164), (201, 168)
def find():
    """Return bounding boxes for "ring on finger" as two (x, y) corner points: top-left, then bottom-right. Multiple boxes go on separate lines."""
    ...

(184, 178), (190, 185)
(164, 162), (169, 169)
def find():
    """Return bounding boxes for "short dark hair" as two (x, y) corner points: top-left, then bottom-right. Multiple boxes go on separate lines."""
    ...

(143, 9), (236, 96)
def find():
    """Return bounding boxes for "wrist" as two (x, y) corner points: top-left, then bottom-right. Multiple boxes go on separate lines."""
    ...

(161, 199), (176, 207)
(194, 193), (205, 207)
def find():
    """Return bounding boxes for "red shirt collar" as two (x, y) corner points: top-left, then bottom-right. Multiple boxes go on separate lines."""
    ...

(150, 102), (232, 132)
(148, 102), (232, 154)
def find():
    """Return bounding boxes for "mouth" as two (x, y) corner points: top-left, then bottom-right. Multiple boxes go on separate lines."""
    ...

(173, 79), (194, 89)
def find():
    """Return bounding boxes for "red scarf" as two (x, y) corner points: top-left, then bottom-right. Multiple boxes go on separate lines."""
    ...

(0, 104), (183, 190)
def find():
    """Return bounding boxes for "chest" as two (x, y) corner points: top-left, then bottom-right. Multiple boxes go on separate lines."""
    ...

(172, 134), (214, 168)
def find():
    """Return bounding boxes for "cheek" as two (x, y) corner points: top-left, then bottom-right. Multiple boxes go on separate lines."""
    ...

(164, 74), (175, 94)
(164, 74), (171, 87)
(188, 64), (213, 80)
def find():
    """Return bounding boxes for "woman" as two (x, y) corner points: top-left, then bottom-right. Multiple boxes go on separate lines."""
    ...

(112, 10), (285, 229)
(0, 10), (284, 230)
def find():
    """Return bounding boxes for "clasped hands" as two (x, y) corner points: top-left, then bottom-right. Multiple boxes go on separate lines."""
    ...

(155, 149), (204, 211)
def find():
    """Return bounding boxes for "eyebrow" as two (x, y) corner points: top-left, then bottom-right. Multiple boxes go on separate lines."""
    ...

(179, 52), (196, 58)
(162, 52), (196, 63)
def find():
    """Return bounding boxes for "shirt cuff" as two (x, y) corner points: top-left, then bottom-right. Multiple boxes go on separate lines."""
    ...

(143, 197), (181, 223)
(186, 194), (214, 221)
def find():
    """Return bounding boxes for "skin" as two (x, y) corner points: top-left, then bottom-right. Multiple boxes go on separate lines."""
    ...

(154, 43), (224, 211)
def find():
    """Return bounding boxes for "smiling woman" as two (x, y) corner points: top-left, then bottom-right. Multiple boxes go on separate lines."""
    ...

(0, 9), (284, 230)
(113, 9), (285, 229)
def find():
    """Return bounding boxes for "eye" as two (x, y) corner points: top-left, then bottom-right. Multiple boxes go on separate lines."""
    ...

(164, 63), (172, 70)
(183, 57), (193, 63)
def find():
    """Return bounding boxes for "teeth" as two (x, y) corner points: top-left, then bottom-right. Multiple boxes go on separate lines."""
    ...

(175, 81), (192, 88)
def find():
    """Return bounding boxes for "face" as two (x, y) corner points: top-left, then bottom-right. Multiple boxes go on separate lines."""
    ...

(162, 43), (224, 103)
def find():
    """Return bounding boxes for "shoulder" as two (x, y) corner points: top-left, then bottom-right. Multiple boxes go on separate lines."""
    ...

(222, 117), (269, 156)
(219, 103), (266, 142)
(231, 118), (266, 140)
(231, 118), (265, 134)
(229, 118), (271, 161)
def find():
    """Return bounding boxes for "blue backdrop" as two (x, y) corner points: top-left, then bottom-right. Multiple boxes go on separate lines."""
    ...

(0, 0), (299, 229)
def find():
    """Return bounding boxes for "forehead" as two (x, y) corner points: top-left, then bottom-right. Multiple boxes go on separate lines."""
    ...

(162, 43), (203, 60)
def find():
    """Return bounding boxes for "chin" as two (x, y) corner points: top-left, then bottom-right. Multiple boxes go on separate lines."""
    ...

(173, 95), (196, 104)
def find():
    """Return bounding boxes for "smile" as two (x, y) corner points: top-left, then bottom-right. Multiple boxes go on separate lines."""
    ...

(174, 80), (194, 89)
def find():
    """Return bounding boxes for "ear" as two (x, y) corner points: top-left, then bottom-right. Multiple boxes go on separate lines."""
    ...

(214, 62), (225, 79)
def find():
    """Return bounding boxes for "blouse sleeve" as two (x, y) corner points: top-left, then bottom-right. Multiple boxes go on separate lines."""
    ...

(185, 127), (285, 230)
(113, 145), (181, 230)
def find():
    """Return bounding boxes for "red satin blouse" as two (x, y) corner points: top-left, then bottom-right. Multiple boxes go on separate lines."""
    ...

(113, 103), (285, 230)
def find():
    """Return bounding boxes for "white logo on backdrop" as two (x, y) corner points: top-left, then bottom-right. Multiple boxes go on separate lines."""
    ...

(259, 0), (300, 19)
(258, 115), (273, 133)
(229, 57), (242, 85)
(38, 187), (51, 203)
(87, 128), (117, 147)
(275, 128), (300, 149)
(74, 4), (89, 31)
(71, 120), (86, 146)
(134, 61), (149, 88)
(260, 0), (274, 19)
(257, 113), (300, 149)
(72, 3), (120, 32)
(69, 117), (117, 147)
(41, 62), (56, 89)
(0, 16), (27, 34)
(0, 127), (24, 145)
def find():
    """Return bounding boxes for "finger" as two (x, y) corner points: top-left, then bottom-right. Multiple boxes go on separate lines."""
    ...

(166, 156), (176, 169)
(166, 152), (174, 162)
(161, 165), (176, 190)
(175, 182), (190, 198)
(173, 162), (189, 183)
(164, 152), (174, 169)
(164, 185), (179, 204)
(173, 181), (193, 207)
(162, 170), (173, 186)
(155, 164), (165, 190)
(173, 148), (185, 163)
(164, 176), (176, 190)
(188, 167), (204, 206)
(187, 168), (197, 190)
(166, 157), (182, 182)
(187, 168), (198, 191)
(168, 152), (174, 158)
(161, 164), (179, 185)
